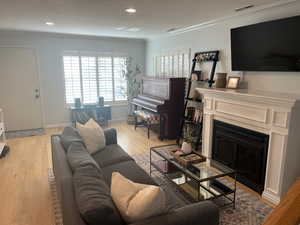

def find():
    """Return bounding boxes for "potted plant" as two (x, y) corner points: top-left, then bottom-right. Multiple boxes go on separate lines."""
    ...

(122, 57), (141, 124)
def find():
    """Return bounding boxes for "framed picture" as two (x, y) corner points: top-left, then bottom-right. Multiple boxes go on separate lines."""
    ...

(227, 77), (240, 89)
(191, 71), (202, 81)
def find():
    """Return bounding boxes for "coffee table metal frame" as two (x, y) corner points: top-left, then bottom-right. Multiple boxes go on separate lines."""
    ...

(150, 144), (237, 208)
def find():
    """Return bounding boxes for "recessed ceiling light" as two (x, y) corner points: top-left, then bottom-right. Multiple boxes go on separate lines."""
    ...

(125, 8), (136, 13)
(127, 27), (140, 32)
(45, 22), (55, 26)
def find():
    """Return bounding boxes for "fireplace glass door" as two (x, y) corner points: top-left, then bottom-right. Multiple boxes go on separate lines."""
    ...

(212, 120), (269, 193)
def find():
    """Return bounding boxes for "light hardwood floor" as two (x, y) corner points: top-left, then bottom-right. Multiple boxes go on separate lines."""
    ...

(0, 121), (273, 225)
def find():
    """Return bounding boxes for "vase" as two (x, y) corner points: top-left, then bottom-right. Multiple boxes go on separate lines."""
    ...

(215, 73), (227, 88)
(181, 142), (192, 154)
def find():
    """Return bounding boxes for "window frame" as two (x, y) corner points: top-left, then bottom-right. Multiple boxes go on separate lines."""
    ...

(61, 51), (128, 106)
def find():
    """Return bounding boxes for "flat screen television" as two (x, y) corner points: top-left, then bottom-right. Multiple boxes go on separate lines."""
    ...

(231, 15), (300, 72)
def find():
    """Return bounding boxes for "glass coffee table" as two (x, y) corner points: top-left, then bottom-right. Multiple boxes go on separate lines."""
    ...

(150, 144), (237, 208)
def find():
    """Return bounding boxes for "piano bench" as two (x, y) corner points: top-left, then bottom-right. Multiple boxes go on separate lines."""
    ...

(134, 110), (160, 139)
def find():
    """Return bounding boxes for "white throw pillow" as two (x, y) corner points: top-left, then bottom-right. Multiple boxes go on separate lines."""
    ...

(76, 119), (106, 154)
(111, 172), (167, 223)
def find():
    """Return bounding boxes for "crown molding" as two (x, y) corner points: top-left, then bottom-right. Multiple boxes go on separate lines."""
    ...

(168, 0), (298, 36)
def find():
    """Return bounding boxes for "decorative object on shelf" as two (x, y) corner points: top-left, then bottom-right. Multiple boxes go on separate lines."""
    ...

(193, 108), (203, 124)
(190, 89), (202, 101)
(123, 57), (141, 124)
(196, 52), (218, 62)
(98, 97), (104, 106)
(186, 107), (195, 121)
(74, 98), (82, 108)
(191, 71), (202, 81)
(227, 76), (240, 89)
(215, 73), (227, 88)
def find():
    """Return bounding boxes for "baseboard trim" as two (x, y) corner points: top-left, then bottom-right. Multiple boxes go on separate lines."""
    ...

(262, 189), (281, 205)
(110, 118), (126, 123)
(45, 119), (127, 128)
(45, 122), (71, 128)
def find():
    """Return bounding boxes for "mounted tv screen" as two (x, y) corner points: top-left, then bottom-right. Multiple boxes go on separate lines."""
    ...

(231, 15), (300, 72)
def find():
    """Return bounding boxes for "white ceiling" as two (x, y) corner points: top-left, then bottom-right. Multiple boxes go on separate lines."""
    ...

(0, 0), (288, 39)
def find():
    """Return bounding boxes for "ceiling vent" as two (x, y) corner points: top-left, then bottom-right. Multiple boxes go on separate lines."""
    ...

(166, 28), (179, 33)
(235, 4), (254, 12)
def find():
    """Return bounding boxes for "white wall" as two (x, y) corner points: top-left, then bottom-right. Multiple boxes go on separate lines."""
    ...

(0, 30), (146, 127)
(146, 1), (300, 94)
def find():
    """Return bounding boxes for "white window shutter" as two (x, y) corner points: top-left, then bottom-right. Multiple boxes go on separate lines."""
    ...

(63, 56), (81, 104)
(98, 57), (113, 102)
(81, 56), (97, 104)
(183, 53), (190, 77)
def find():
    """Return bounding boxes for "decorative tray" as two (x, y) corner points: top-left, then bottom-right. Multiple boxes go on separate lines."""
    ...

(170, 149), (206, 167)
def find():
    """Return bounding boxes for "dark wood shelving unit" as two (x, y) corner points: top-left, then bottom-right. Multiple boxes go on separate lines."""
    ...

(177, 50), (220, 151)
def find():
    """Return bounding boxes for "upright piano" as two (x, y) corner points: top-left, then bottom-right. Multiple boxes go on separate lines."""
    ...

(131, 77), (186, 139)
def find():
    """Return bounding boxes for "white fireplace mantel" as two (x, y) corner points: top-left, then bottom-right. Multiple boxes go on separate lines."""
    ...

(196, 87), (300, 205)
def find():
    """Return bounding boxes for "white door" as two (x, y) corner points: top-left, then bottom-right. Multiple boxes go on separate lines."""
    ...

(0, 47), (43, 131)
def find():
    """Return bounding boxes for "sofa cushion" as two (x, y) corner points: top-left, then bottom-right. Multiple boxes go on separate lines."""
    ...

(76, 119), (106, 154)
(111, 172), (167, 223)
(67, 142), (100, 172)
(61, 126), (84, 151)
(73, 164), (123, 225)
(102, 160), (156, 187)
(92, 144), (133, 167)
(103, 128), (118, 145)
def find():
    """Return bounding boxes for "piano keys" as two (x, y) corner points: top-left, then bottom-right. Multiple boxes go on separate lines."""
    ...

(131, 77), (186, 140)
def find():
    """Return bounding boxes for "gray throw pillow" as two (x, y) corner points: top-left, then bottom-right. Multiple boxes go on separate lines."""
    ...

(73, 164), (123, 225)
(67, 142), (100, 172)
(61, 126), (85, 151)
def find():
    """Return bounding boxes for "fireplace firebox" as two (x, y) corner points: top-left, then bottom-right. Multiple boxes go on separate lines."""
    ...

(212, 120), (269, 193)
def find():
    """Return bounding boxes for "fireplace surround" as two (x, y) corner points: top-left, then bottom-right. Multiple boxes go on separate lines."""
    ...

(196, 87), (300, 204)
(212, 120), (269, 193)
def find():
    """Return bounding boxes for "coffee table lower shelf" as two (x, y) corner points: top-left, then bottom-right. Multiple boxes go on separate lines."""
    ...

(150, 152), (236, 208)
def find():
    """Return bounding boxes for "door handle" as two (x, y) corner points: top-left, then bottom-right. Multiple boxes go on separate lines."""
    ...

(35, 94), (40, 99)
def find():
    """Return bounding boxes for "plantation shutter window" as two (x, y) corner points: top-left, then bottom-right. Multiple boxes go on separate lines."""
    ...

(63, 53), (128, 104)
(81, 56), (97, 104)
(98, 57), (113, 102)
(183, 53), (190, 76)
(154, 49), (190, 77)
(63, 56), (81, 104)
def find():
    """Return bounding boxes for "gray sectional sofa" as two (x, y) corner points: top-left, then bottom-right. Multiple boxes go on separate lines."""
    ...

(51, 127), (219, 225)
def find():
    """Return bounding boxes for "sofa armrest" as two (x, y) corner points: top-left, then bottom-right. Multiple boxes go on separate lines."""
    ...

(104, 128), (117, 145)
(129, 201), (219, 225)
